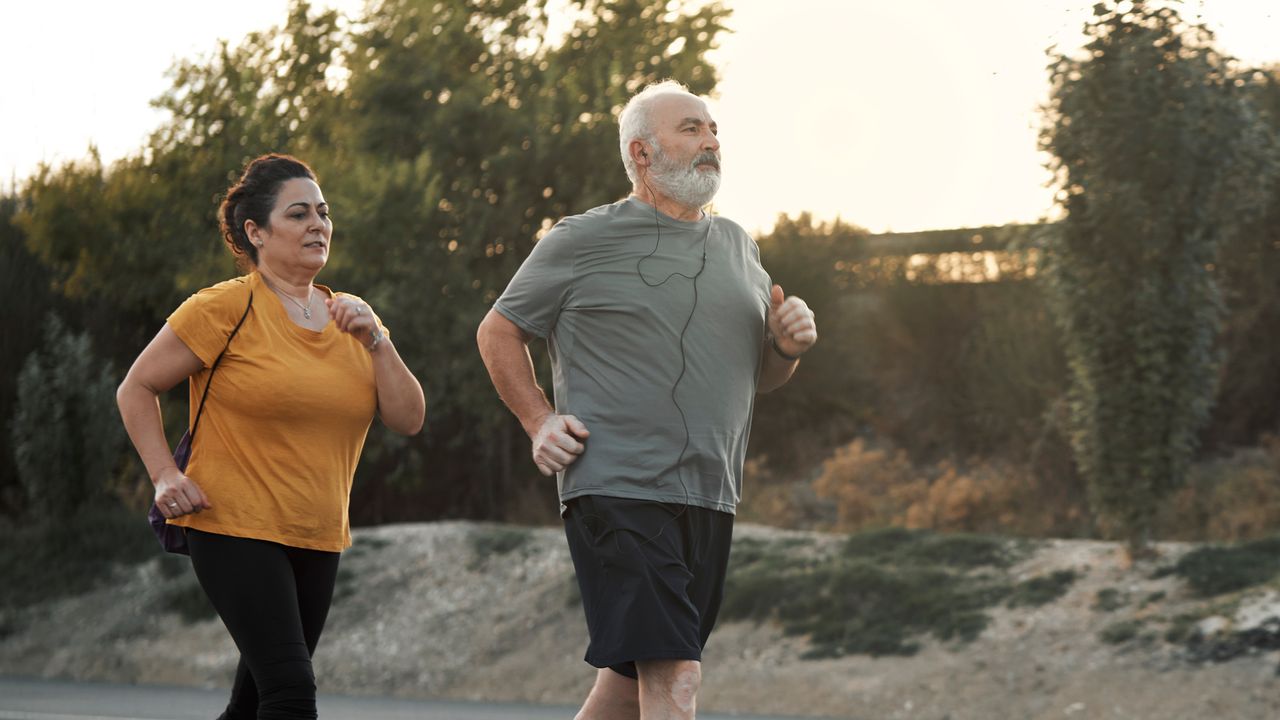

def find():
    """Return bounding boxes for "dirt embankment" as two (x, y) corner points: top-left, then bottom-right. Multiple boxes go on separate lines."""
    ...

(2, 521), (1278, 720)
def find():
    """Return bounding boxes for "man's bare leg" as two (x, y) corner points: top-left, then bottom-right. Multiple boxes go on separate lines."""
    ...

(575, 667), (640, 720)
(637, 659), (700, 720)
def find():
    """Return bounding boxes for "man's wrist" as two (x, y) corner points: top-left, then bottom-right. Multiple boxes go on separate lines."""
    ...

(770, 335), (801, 362)
(523, 409), (554, 439)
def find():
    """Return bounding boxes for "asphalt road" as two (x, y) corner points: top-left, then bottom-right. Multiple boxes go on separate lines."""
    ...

(0, 677), (836, 720)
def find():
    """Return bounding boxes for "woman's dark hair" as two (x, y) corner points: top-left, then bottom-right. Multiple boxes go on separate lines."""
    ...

(218, 154), (317, 269)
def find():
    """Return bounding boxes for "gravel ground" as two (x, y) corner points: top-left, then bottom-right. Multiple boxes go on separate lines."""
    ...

(2, 521), (1278, 719)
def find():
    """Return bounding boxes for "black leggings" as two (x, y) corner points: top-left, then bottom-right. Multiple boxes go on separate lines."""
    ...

(187, 529), (340, 720)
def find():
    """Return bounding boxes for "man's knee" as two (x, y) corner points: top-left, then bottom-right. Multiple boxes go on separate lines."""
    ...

(639, 659), (701, 711)
(576, 667), (640, 720)
(668, 661), (701, 710)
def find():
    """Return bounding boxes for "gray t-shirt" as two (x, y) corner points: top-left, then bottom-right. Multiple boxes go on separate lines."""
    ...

(494, 197), (772, 514)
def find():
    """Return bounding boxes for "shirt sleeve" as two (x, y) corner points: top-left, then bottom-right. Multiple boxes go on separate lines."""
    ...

(167, 277), (253, 368)
(749, 234), (773, 297)
(493, 219), (578, 338)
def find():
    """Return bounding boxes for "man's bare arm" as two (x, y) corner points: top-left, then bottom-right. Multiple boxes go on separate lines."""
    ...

(476, 309), (590, 475)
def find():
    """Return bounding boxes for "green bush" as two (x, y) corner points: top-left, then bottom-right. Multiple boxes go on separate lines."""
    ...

(1164, 614), (1200, 644)
(469, 526), (533, 563)
(1100, 619), (1144, 645)
(722, 529), (1022, 657)
(10, 313), (126, 515)
(1007, 570), (1078, 608)
(0, 503), (156, 609)
(1171, 535), (1280, 597)
(1092, 587), (1127, 612)
(0, 200), (59, 516)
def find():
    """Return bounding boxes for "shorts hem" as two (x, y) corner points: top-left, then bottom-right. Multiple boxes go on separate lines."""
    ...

(585, 648), (703, 670)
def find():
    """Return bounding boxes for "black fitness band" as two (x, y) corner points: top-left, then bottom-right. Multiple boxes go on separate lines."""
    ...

(770, 335), (800, 362)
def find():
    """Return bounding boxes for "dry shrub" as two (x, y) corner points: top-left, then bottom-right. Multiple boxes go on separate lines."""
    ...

(905, 462), (1018, 532)
(1155, 435), (1280, 542)
(811, 438), (1086, 537)
(902, 460), (1066, 535)
(738, 456), (835, 528)
(812, 439), (926, 529)
(753, 431), (1280, 542)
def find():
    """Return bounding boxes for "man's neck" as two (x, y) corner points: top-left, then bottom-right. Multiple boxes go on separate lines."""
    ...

(630, 186), (704, 223)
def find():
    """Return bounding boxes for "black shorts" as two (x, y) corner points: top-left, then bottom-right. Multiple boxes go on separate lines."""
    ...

(563, 494), (735, 679)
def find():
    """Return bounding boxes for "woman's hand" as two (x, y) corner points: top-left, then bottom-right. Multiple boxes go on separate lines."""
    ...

(326, 297), (382, 350)
(154, 467), (212, 519)
(327, 295), (425, 434)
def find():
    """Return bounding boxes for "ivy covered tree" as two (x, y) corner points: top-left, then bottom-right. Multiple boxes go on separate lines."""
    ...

(1209, 67), (1280, 447)
(1039, 1), (1277, 552)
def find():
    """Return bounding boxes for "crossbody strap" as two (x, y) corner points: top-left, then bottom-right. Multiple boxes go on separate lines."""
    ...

(190, 289), (254, 439)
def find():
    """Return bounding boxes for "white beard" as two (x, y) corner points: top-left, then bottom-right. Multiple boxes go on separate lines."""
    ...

(649, 146), (721, 209)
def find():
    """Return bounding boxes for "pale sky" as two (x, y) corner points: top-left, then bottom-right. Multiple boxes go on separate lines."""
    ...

(2, 1), (1277, 233)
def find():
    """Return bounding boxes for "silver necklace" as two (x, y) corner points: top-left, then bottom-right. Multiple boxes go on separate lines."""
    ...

(264, 277), (314, 319)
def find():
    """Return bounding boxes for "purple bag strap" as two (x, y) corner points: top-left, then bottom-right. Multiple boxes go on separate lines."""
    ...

(189, 289), (254, 440)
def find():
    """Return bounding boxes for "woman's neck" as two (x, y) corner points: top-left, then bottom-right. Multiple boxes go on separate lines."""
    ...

(256, 264), (315, 296)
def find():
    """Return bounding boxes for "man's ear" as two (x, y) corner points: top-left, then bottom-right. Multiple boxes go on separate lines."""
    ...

(631, 139), (651, 166)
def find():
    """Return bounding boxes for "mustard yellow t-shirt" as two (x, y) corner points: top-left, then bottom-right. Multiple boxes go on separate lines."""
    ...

(166, 271), (382, 551)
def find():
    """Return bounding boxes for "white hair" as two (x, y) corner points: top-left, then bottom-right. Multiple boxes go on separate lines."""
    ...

(618, 79), (701, 185)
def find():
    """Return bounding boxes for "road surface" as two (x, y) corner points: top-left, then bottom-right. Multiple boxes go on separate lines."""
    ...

(0, 677), (839, 720)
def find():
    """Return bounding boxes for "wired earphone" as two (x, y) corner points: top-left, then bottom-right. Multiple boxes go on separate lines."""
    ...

(571, 155), (713, 548)
(633, 166), (712, 515)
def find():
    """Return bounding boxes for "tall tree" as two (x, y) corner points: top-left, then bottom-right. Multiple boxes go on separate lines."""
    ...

(0, 193), (60, 515)
(753, 214), (871, 468)
(319, 0), (730, 520)
(1039, 1), (1276, 552)
(1209, 66), (1280, 447)
(11, 315), (125, 516)
(10, 0), (730, 523)
(15, 2), (345, 360)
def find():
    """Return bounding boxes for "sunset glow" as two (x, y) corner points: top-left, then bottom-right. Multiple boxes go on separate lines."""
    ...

(2, 0), (1277, 233)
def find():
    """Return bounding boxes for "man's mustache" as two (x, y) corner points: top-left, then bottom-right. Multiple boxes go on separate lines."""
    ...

(693, 152), (720, 171)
